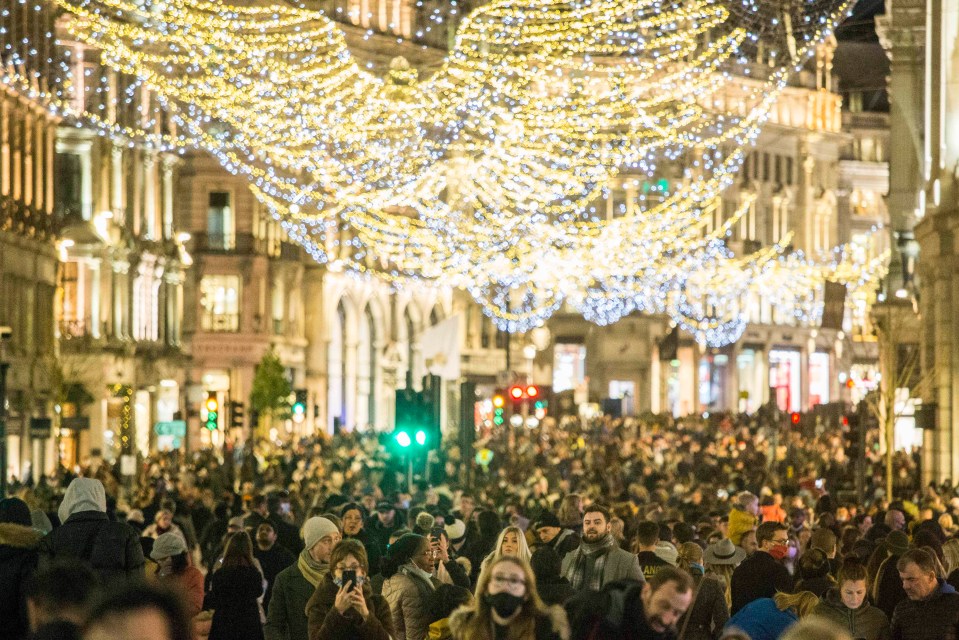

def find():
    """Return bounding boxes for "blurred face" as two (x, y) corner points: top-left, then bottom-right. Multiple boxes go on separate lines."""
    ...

(500, 531), (520, 556)
(310, 535), (335, 563)
(841, 579), (867, 609)
(377, 509), (395, 526)
(582, 512), (610, 543)
(641, 580), (693, 634)
(537, 526), (561, 544)
(256, 524), (276, 548)
(84, 607), (173, 640)
(156, 511), (172, 530)
(343, 509), (364, 535)
(487, 560), (527, 599)
(900, 562), (938, 600)
(741, 530), (758, 555)
(461, 497), (476, 517)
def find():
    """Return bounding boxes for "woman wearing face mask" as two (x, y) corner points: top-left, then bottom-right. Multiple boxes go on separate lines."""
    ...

(382, 533), (442, 640)
(480, 526), (532, 574)
(811, 558), (889, 640)
(449, 556), (569, 640)
(306, 539), (394, 640)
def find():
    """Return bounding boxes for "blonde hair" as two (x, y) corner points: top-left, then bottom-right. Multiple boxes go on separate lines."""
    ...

(482, 526), (532, 572)
(706, 563), (734, 606)
(773, 591), (820, 619)
(457, 556), (549, 640)
(944, 539), (959, 575)
(677, 542), (704, 568)
(779, 618), (853, 640)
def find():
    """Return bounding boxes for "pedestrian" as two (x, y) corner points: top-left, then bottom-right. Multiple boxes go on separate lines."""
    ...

(254, 521), (296, 611)
(533, 513), (580, 560)
(530, 546), (576, 606)
(306, 538), (394, 640)
(24, 560), (100, 640)
(82, 582), (192, 640)
(703, 538), (745, 608)
(889, 548), (959, 640)
(561, 504), (643, 592)
(794, 548), (836, 597)
(340, 503), (377, 568)
(635, 520), (669, 581)
(565, 566), (695, 640)
(266, 516), (339, 640)
(724, 591), (820, 640)
(38, 478), (144, 582)
(729, 521), (792, 614)
(874, 531), (911, 618)
(0, 497), (42, 640)
(150, 532), (205, 620)
(727, 493), (758, 548)
(427, 584), (472, 640)
(480, 525), (531, 574)
(143, 509), (185, 540)
(382, 533), (440, 640)
(779, 618), (854, 640)
(811, 558), (889, 640)
(206, 531), (266, 640)
(676, 542), (729, 640)
(449, 555), (570, 640)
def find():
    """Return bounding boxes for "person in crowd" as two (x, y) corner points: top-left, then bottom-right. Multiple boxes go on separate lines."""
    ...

(382, 533), (440, 640)
(875, 530), (911, 618)
(724, 591), (820, 640)
(727, 493), (759, 548)
(704, 538), (745, 608)
(889, 548), (959, 640)
(810, 528), (841, 577)
(38, 478), (144, 582)
(676, 541), (729, 640)
(427, 584), (473, 640)
(635, 520), (669, 580)
(730, 521), (792, 614)
(366, 502), (400, 562)
(0, 497), (42, 640)
(780, 618), (854, 640)
(266, 516), (338, 640)
(739, 530), (758, 557)
(149, 532), (204, 621)
(480, 525), (531, 573)
(268, 492), (303, 555)
(341, 503), (376, 564)
(449, 555), (570, 640)
(143, 509), (184, 540)
(254, 521), (296, 610)
(206, 531), (265, 640)
(533, 512), (581, 560)
(25, 560), (100, 640)
(886, 510), (907, 533)
(943, 538), (959, 590)
(566, 565), (695, 640)
(561, 504), (643, 592)
(466, 511), (502, 582)
(811, 558), (889, 640)
(305, 538), (394, 640)
(429, 526), (472, 589)
(530, 545), (576, 606)
(245, 495), (273, 533)
(794, 548), (836, 597)
(82, 582), (192, 640)
(557, 495), (583, 535)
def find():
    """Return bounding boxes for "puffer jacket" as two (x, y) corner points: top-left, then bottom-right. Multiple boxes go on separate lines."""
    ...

(449, 604), (570, 640)
(812, 588), (889, 640)
(727, 508), (757, 547)
(889, 580), (959, 640)
(306, 573), (394, 640)
(0, 522), (42, 640)
(382, 567), (439, 640)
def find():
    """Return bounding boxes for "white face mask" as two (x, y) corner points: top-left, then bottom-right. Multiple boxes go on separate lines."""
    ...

(786, 545), (798, 560)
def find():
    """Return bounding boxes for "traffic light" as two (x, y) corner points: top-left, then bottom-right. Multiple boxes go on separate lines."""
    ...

(507, 385), (539, 402)
(292, 389), (307, 423)
(204, 392), (219, 431)
(492, 390), (506, 426)
(230, 401), (244, 430)
(790, 412), (801, 426)
(393, 385), (435, 453)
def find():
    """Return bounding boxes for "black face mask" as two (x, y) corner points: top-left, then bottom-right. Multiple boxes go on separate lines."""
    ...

(484, 592), (525, 618)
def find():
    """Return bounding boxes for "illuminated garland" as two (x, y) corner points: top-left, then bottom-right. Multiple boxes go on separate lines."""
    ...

(5, 0), (884, 345)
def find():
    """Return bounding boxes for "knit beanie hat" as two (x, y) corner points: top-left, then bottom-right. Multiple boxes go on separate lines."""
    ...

(302, 517), (339, 551)
(151, 532), (188, 560)
(0, 498), (32, 526)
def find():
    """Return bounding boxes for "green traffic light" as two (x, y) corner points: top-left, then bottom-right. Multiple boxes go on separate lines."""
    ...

(293, 403), (305, 415)
(493, 416), (504, 425)
(395, 431), (412, 448)
(415, 430), (427, 446)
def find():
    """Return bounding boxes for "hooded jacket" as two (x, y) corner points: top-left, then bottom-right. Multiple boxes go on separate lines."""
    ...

(39, 478), (144, 581)
(812, 587), (889, 640)
(0, 522), (42, 640)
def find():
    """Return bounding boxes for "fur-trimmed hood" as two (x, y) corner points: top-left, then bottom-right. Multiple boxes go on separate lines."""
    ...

(448, 603), (570, 640)
(0, 522), (42, 550)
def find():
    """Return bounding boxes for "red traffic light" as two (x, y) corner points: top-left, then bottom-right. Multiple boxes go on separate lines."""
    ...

(509, 386), (524, 400)
(790, 412), (801, 425)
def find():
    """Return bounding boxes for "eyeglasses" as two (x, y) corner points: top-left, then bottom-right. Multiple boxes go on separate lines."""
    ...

(771, 537), (789, 545)
(336, 563), (362, 572)
(491, 575), (526, 589)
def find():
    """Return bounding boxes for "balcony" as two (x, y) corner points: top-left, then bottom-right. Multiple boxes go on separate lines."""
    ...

(192, 232), (302, 260)
(200, 313), (240, 333)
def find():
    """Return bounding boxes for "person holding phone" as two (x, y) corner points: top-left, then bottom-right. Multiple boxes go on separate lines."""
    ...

(430, 527), (471, 589)
(306, 539), (394, 640)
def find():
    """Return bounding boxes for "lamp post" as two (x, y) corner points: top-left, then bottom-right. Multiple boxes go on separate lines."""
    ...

(0, 326), (10, 499)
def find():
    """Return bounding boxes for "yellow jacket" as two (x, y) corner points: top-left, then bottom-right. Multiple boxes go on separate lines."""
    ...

(727, 507), (758, 546)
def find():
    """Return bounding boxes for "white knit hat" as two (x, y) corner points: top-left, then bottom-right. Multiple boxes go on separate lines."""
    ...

(151, 532), (188, 560)
(302, 517), (339, 551)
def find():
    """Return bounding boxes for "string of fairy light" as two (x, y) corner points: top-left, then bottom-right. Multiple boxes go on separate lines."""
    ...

(3, 0), (888, 345)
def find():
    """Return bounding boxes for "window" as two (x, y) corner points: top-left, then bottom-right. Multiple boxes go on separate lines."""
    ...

(207, 191), (234, 250)
(199, 275), (240, 332)
(553, 343), (586, 393)
(54, 153), (83, 219)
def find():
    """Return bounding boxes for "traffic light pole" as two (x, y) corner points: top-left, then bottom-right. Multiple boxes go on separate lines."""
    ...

(0, 362), (8, 499)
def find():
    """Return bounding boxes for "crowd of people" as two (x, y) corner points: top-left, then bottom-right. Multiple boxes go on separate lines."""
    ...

(0, 411), (945, 640)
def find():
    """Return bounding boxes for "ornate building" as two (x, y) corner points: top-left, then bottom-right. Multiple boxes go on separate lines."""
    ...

(0, 0), (60, 480)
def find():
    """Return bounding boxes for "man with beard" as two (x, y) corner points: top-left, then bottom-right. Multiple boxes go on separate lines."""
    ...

(561, 504), (643, 592)
(565, 566), (695, 640)
(253, 521), (296, 611)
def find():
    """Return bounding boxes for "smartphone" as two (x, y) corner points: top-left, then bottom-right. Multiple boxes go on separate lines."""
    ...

(431, 526), (445, 540)
(342, 569), (357, 591)
(815, 478), (824, 489)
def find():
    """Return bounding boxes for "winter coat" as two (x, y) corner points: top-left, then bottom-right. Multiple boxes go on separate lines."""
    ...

(382, 567), (440, 640)
(560, 544), (644, 592)
(255, 544), (297, 611)
(0, 523), (41, 640)
(875, 554), (908, 619)
(564, 579), (671, 640)
(207, 564), (266, 640)
(157, 565), (206, 619)
(889, 580), (959, 640)
(677, 575), (729, 640)
(265, 563), (315, 640)
(730, 551), (792, 614)
(537, 577), (577, 607)
(306, 573), (394, 640)
(547, 530), (581, 560)
(724, 597), (798, 640)
(812, 588), (889, 640)
(448, 604), (570, 640)
(727, 508), (758, 547)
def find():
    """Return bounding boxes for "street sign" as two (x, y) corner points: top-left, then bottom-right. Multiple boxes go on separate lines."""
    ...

(29, 418), (52, 439)
(154, 420), (187, 437)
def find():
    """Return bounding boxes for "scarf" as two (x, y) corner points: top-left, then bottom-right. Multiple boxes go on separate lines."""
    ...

(298, 549), (329, 587)
(401, 562), (436, 585)
(566, 533), (615, 591)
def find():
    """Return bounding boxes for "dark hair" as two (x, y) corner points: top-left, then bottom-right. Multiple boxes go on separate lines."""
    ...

(382, 534), (427, 578)
(477, 511), (501, 539)
(797, 548), (830, 580)
(837, 557), (867, 584)
(810, 528), (837, 555)
(897, 548), (938, 575)
(84, 583), (191, 640)
(167, 552), (190, 575)
(636, 521), (660, 547)
(221, 531), (255, 569)
(330, 539), (370, 574)
(340, 502), (366, 520)
(756, 521), (787, 547)
(583, 504), (612, 524)
(647, 565), (695, 595)
(429, 584), (472, 624)
(25, 560), (100, 613)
